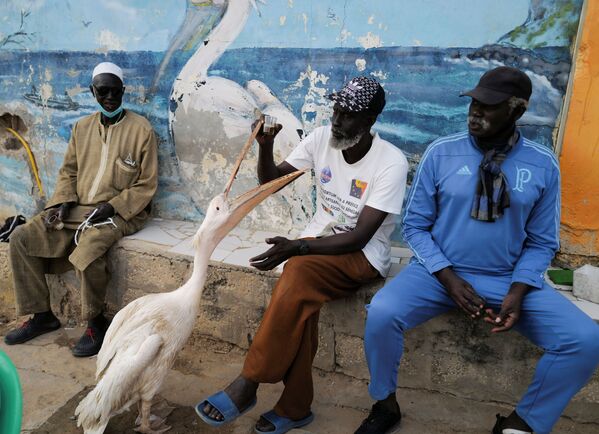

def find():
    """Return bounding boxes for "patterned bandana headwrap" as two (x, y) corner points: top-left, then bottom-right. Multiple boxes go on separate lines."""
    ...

(470, 132), (519, 222)
(327, 76), (386, 114)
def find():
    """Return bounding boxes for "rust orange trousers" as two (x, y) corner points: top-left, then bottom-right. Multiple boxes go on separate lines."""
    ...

(241, 251), (379, 420)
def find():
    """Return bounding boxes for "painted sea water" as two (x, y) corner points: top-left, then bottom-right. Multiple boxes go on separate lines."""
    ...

(0, 46), (569, 238)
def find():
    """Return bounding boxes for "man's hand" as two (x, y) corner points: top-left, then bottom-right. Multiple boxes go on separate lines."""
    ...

(249, 236), (301, 271)
(44, 202), (73, 230)
(435, 267), (486, 319)
(85, 202), (115, 223)
(484, 282), (529, 332)
(253, 116), (282, 148)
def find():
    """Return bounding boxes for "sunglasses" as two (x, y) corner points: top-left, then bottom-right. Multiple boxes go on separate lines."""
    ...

(92, 85), (124, 98)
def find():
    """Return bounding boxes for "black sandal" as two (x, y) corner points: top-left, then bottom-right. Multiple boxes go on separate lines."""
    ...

(354, 401), (401, 434)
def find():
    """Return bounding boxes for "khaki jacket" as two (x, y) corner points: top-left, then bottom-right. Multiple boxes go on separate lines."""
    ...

(25, 110), (159, 269)
(47, 110), (158, 222)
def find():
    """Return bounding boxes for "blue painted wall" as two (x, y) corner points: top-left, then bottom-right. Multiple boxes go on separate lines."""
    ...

(0, 0), (584, 240)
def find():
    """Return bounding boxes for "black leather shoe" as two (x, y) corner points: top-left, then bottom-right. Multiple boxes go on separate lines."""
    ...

(355, 401), (401, 434)
(72, 319), (108, 357)
(493, 413), (533, 433)
(4, 316), (61, 345)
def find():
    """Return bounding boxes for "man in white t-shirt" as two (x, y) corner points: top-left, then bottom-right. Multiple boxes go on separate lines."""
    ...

(197, 76), (409, 434)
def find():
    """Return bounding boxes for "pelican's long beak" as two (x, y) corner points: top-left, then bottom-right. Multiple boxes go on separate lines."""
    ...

(217, 170), (305, 237)
(227, 169), (306, 226)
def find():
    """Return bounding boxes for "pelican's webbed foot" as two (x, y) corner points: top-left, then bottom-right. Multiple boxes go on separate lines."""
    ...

(134, 398), (173, 434)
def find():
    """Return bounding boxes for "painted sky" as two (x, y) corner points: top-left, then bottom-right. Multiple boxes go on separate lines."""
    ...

(0, 0), (186, 51)
(233, 0), (530, 48)
(1, 0), (530, 51)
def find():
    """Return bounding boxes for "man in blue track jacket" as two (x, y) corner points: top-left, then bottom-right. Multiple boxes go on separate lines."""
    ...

(355, 67), (599, 434)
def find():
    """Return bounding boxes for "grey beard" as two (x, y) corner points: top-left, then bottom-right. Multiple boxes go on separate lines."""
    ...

(468, 115), (490, 130)
(329, 133), (363, 150)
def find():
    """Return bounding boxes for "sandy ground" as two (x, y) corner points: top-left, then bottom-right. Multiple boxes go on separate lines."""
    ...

(1, 320), (596, 434)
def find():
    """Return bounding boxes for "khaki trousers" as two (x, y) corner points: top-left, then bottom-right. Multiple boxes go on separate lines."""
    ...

(242, 251), (380, 420)
(9, 212), (131, 320)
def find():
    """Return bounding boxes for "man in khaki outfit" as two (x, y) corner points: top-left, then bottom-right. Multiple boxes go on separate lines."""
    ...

(4, 62), (158, 357)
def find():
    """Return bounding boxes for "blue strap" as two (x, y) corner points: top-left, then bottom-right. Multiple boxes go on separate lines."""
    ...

(259, 410), (314, 433)
(260, 410), (287, 429)
(204, 391), (239, 420)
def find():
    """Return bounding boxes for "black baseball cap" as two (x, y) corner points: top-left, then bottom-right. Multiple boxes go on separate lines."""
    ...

(460, 66), (532, 105)
(327, 76), (386, 114)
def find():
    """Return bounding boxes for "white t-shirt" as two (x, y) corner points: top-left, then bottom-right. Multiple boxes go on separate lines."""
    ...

(286, 125), (408, 277)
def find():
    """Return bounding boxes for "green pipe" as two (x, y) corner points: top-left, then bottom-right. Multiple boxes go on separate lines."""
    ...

(0, 349), (22, 434)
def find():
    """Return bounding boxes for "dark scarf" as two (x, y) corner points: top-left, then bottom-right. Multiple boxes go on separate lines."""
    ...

(470, 132), (518, 222)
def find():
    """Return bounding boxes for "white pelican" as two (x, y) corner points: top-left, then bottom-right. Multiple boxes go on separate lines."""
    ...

(169, 0), (314, 231)
(75, 122), (305, 434)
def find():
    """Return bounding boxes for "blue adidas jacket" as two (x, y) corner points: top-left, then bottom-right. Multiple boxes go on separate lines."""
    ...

(402, 131), (560, 289)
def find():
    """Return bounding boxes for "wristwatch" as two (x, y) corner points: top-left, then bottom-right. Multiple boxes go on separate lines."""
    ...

(297, 239), (310, 256)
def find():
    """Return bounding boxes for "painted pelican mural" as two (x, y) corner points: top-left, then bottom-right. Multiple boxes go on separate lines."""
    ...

(166, 0), (313, 232)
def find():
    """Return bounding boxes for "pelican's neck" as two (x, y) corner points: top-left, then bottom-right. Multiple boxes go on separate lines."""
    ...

(184, 228), (221, 306)
(178, 0), (253, 83)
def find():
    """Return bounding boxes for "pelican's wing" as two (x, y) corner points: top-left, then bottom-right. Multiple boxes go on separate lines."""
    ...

(96, 296), (153, 378)
(76, 334), (163, 431)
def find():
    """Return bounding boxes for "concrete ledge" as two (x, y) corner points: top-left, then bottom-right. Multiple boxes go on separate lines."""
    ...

(1, 221), (598, 426)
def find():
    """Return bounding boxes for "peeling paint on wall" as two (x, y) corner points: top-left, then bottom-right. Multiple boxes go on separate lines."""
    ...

(357, 32), (382, 49)
(355, 58), (367, 72)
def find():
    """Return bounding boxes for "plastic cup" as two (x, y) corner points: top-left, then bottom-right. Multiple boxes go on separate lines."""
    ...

(263, 115), (277, 135)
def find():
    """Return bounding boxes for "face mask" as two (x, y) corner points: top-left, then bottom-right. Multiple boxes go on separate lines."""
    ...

(98, 104), (123, 119)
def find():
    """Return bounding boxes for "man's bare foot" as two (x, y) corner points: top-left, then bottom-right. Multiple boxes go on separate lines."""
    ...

(255, 415), (275, 432)
(255, 415), (277, 432)
(202, 375), (258, 422)
(254, 410), (313, 432)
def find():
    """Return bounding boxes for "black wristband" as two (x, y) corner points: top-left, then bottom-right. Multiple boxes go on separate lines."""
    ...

(297, 239), (310, 256)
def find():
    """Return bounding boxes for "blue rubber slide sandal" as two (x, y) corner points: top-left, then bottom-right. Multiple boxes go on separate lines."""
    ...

(254, 410), (315, 434)
(195, 390), (257, 427)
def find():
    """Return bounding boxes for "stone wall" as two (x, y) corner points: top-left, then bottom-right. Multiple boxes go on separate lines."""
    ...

(0, 239), (597, 423)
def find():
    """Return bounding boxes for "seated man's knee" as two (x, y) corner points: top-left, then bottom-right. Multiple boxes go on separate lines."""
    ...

(280, 256), (317, 283)
(577, 325), (599, 359)
(283, 255), (310, 271)
(272, 256), (323, 304)
(366, 295), (403, 336)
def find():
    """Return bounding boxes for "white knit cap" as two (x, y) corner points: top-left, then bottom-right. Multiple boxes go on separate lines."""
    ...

(92, 62), (124, 82)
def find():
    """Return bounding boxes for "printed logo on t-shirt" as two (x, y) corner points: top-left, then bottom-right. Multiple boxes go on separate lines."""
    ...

(320, 166), (332, 184)
(349, 179), (368, 199)
(321, 203), (334, 216)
